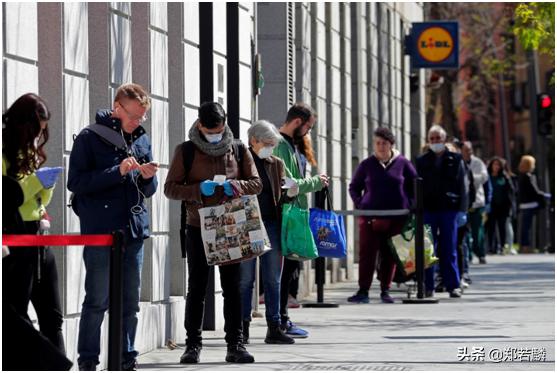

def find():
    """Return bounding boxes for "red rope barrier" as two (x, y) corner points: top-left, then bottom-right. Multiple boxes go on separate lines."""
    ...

(3, 234), (114, 247)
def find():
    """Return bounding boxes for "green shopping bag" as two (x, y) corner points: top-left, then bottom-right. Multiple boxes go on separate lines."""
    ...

(388, 217), (438, 276)
(281, 199), (318, 261)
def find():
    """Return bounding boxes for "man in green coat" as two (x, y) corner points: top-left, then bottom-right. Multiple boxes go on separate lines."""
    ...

(273, 102), (329, 338)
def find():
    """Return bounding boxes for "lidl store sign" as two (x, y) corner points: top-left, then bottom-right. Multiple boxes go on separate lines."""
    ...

(408, 22), (459, 69)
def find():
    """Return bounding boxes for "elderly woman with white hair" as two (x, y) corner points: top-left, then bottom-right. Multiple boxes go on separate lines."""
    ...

(239, 120), (296, 345)
(415, 124), (468, 299)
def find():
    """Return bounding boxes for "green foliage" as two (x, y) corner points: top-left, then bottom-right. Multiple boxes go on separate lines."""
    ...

(513, 2), (555, 59)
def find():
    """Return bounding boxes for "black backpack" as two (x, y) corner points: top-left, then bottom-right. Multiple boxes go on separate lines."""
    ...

(179, 139), (245, 258)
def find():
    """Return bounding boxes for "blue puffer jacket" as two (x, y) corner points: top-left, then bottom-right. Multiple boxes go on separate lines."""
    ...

(415, 148), (467, 212)
(67, 110), (158, 240)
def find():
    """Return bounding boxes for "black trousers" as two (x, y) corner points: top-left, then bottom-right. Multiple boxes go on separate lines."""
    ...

(184, 225), (242, 347)
(280, 257), (300, 324)
(486, 210), (508, 253)
(2, 221), (65, 354)
(2, 303), (72, 371)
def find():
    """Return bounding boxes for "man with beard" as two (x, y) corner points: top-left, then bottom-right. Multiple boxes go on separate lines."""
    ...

(273, 103), (329, 338)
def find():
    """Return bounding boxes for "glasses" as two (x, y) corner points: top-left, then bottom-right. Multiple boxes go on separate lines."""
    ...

(119, 102), (148, 123)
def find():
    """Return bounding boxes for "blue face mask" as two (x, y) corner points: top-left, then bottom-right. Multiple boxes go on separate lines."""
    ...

(205, 132), (223, 144)
(429, 143), (445, 153)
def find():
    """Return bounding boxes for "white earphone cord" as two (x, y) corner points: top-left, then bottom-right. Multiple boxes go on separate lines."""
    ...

(121, 129), (147, 215)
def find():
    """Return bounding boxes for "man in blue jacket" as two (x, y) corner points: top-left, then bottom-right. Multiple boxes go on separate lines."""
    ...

(68, 83), (159, 371)
(416, 125), (467, 298)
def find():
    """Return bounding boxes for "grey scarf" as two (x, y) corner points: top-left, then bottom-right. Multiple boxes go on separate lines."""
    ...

(188, 120), (234, 157)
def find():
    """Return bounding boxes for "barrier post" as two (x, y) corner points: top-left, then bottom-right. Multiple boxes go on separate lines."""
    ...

(414, 178), (425, 299)
(303, 188), (339, 308)
(108, 230), (125, 370)
(403, 178), (438, 304)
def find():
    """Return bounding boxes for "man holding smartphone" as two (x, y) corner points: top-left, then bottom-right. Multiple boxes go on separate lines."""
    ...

(68, 83), (158, 371)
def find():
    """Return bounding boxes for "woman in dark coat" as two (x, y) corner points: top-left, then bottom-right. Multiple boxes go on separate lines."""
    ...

(486, 157), (515, 254)
(517, 155), (550, 253)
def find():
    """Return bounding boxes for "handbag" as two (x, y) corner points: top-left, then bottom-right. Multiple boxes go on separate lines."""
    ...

(197, 195), (271, 266)
(309, 188), (347, 258)
(388, 216), (438, 276)
(281, 197), (318, 261)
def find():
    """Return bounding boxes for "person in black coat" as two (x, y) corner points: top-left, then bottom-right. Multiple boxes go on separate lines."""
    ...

(517, 155), (550, 253)
(415, 125), (467, 298)
(486, 157), (515, 254)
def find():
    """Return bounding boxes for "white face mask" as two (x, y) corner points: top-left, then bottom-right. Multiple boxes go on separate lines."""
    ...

(205, 132), (223, 144)
(429, 143), (445, 153)
(34, 130), (44, 148)
(257, 146), (274, 159)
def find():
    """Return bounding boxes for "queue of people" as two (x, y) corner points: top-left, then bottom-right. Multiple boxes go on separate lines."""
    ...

(2, 86), (552, 370)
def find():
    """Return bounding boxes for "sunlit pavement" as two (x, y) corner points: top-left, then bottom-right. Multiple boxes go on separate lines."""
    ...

(138, 253), (555, 371)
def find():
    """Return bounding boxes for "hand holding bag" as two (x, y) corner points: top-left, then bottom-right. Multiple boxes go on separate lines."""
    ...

(309, 188), (347, 258)
(198, 195), (271, 266)
(281, 197), (318, 261)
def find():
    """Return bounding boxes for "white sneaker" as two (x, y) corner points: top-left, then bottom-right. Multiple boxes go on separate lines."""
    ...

(460, 279), (469, 289)
(287, 295), (300, 308)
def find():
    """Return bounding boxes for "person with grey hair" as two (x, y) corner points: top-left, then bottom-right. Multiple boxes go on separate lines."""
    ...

(416, 125), (467, 298)
(239, 120), (297, 345)
(460, 141), (489, 264)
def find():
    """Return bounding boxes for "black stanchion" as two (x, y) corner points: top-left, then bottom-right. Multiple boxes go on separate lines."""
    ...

(108, 230), (125, 370)
(403, 178), (438, 304)
(303, 188), (339, 308)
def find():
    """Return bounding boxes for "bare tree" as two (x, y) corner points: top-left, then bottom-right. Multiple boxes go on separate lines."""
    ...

(425, 2), (515, 150)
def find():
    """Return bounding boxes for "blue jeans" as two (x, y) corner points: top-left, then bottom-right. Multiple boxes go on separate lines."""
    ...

(239, 220), (283, 325)
(78, 239), (144, 366)
(424, 211), (460, 292)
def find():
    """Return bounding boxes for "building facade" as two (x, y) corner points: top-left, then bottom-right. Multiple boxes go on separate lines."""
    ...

(2, 2), (425, 367)
(258, 2), (426, 297)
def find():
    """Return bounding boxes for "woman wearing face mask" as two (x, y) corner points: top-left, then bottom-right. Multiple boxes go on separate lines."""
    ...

(2, 94), (66, 357)
(239, 120), (296, 345)
(415, 124), (468, 299)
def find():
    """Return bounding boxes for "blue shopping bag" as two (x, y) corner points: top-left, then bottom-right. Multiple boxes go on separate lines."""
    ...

(309, 189), (347, 258)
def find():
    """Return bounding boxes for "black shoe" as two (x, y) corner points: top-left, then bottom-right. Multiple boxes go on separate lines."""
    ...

(242, 320), (250, 344)
(180, 345), (201, 364)
(122, 359), (138, 371)
(265, 324), (295, 344)
(78, 361), (97, 371)
(225, 343), (255, 363)
(425, 290), (434, 298)
(479, 257), (487, 264)
(449, 288), (462, 298)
